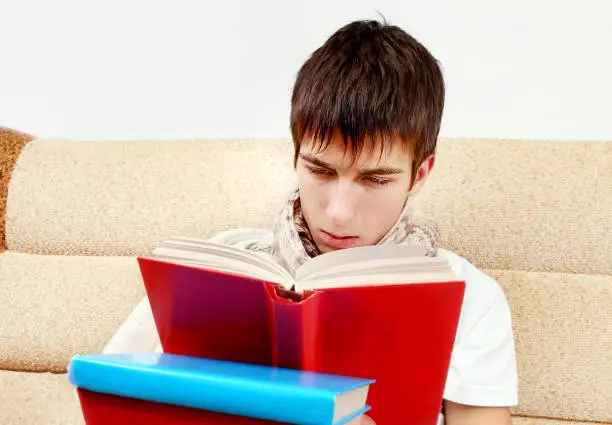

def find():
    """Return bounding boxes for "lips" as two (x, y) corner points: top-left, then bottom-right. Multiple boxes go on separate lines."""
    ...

(319, 230), (359, 250)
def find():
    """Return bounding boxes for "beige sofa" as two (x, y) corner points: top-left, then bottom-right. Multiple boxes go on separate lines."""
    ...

(0, 127), (610, 424)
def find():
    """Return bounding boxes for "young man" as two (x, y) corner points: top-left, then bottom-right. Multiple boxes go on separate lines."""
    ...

(105, 19), (518, 425)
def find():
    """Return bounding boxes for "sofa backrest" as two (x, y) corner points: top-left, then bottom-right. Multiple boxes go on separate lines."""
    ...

(5, 138), (611, 274)
(5, 138), (297, 256)
(2, 135), (611, 423)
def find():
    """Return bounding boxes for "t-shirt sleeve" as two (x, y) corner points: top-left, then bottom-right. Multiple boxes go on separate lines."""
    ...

(103, 296), (161, 354)
(442, 262), (519, 407)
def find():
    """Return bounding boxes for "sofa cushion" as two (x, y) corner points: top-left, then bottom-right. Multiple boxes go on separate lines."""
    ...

(0, 251), (144, 372)
(0, 370), (83, 425)
(5, 139), (296, 257)
(513, 418), (596, 425)
(413, 138), (612, 275)
(488, 269), (612, 423)
(6, 138), (612, 276)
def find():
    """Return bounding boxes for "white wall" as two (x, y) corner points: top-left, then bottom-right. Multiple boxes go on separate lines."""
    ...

(1, 0), (611, 141)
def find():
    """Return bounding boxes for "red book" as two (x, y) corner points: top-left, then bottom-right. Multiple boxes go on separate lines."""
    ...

(77, 389), (290, 425)
(78, 389), (373, 425)
(139, 237), (465, 425)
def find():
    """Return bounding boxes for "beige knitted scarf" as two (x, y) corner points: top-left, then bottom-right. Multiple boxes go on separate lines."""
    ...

(264, 189), (440, 275)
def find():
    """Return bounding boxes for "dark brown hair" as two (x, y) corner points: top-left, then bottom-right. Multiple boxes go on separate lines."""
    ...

(290, 19), (445, 181)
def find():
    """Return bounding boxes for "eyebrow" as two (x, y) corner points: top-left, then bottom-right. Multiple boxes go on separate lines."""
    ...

(299, 153), (404, 176)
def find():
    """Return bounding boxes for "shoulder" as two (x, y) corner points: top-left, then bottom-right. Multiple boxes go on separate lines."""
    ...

(436, 248), (508, 333)
(435, 248), (513, 351)
(436, 248), (504, 299)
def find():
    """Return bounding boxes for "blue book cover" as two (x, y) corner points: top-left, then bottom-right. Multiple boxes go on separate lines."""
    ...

(68, 353), (374, 425)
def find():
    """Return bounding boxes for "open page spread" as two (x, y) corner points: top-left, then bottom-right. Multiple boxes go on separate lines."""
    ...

(148, 236), (457, 293)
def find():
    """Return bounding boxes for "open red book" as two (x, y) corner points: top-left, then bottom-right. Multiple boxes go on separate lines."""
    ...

(138, 237), (465, 425)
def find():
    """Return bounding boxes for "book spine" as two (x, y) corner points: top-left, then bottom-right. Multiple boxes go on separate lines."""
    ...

(270, 290), (321, 371)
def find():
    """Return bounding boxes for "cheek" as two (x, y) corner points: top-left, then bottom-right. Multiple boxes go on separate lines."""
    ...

(362, 186), (408, 225)
(296, 169), (326, 207)
(365, 193), (402, 213)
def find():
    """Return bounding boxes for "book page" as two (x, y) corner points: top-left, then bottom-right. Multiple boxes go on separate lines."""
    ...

(295, 269), (458, 292)
(147, 237), (457, 294)
(299, 256), (449, 282)
(294, 244), (427, 281)
(149, 237), (294, 285)
(148, 254), (283, 283)
(301, 263), (452, 282)
(292, 244), (459, 292)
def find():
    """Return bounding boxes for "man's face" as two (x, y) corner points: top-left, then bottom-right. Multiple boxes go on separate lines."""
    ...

(296, 133), (431, 253)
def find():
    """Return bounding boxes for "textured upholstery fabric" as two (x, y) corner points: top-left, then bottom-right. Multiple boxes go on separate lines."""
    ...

(490, 269), (612, 422)
(512, 417), (596, 425)
(0, 127), (33, 251)
(0, 251), (144, 372)
(0, 371), (84, 425)
(413, 139), (612, 275)
(6, 139), (296, 256)
(7, 138), (612, 275)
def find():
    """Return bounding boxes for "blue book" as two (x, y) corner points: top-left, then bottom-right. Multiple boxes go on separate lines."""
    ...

(68, 353), (374, 425)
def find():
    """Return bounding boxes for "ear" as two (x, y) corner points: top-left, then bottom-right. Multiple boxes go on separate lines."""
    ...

(408, 154), (435, 196)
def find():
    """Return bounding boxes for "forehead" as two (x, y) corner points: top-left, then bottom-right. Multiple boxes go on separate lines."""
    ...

(300, 134), (413, 169)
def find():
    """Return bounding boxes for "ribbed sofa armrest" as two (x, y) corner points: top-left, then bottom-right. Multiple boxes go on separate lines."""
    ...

(0, 127), (35, 251)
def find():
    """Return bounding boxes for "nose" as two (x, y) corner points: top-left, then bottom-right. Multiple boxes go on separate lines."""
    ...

(326, 180), (356, 227)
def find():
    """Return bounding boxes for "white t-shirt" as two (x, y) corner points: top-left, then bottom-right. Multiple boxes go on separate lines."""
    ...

(104, 247), (518, 423)
(436, 248), (518, 423)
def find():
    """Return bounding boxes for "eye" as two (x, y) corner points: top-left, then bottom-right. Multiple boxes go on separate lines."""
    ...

(307, 166), (333, 176)
(365, 176), (391, 186)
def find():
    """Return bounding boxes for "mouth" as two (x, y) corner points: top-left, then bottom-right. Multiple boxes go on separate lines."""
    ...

(319, 230), (359, 250)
